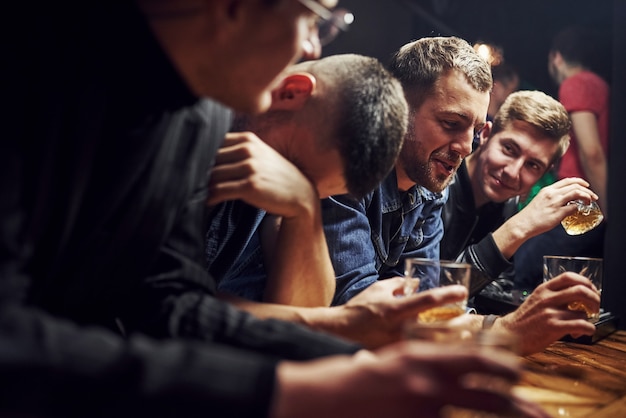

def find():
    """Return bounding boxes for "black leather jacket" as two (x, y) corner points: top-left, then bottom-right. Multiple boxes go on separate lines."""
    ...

(441, 161), (517, 295)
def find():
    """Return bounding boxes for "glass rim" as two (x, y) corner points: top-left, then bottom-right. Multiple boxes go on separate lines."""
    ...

(543, 255), (603, 262)
(405, 257), (471, 268)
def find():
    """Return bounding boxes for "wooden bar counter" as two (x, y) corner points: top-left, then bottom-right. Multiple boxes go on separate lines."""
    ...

(514, 330), (626, 417)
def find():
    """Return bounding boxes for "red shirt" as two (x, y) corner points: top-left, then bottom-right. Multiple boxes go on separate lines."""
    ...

(558, 70), (610, 180)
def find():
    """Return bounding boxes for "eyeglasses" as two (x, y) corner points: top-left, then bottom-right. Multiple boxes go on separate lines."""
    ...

(297, 0), (354, 46)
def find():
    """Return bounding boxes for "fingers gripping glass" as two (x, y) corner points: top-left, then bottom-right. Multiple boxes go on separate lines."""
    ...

(560, 200), (604, 235)
(297, 0), (354, 45)
(543, 256), (603, 321)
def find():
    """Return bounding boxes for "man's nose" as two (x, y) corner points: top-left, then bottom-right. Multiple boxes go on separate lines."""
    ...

(503, 159), (524, 180)
(450, 131), (474, 159)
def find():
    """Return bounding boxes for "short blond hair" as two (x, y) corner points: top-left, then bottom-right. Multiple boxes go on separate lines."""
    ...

(491, 90), (571, 162)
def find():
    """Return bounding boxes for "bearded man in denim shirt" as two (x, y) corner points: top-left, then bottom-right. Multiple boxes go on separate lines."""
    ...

(323, 37), (492, 304)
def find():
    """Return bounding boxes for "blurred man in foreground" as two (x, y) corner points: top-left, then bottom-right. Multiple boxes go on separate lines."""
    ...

(0, 1), (545, 417)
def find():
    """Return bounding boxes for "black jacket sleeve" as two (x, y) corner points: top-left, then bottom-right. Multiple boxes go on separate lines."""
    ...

(441, 167), (516, 295)
(0, 304), (281, 418)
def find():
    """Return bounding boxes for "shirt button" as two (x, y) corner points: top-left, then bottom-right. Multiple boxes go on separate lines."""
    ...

(409, 194), (415, 205)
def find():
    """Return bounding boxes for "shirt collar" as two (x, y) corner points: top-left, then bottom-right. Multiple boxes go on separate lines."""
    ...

(378, 170), (445, 213)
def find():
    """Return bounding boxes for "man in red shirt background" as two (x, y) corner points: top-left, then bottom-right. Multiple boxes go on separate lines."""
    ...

(514, 25), (609, 290)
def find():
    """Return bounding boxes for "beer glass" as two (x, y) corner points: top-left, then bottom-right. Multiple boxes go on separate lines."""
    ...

(404, 258), (471, 323)
(543, 255), (603, 321)
(561, 200), (603, 235)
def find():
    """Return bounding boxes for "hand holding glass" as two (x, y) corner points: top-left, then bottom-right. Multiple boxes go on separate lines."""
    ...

(543, 255), (603, 321)
(404, 258), (471, 323)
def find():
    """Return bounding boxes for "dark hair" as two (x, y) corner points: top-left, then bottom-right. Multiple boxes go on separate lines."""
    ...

(550, 25), (598, 68)
(311, 55), (408, 198)
(491, 62), (519, 85)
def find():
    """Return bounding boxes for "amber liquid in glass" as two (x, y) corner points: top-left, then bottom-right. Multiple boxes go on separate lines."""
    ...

(561, 201), (603, 235)
(418, 306), (465, 323)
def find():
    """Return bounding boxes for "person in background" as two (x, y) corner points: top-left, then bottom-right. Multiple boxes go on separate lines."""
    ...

(548, 26), (610, 213)
(1, 1), (547, 417)
(488, 62), (520, 120)
(471, 42), (520, 122)
(441, 90), (598, 295)
(513, 25), (609, 289)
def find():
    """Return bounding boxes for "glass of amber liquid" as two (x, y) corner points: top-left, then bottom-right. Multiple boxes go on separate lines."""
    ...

(543, 255), (603, 321)
(561, 200), (604, 235)
(404, 258), (471, 323)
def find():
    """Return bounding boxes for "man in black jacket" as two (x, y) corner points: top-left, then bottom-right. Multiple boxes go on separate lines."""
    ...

(441, 90), (599, 295)
(0, 1), (543, 418)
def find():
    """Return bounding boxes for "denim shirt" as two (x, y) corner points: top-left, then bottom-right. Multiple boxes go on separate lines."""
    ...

(206, 200), (269, 300)
(322, 171), (447, 305)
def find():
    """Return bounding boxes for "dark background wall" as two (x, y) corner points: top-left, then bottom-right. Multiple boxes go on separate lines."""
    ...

(325, 0), (625, 328)
(324, 0), (613, 97)
(605, 2), (626, 331)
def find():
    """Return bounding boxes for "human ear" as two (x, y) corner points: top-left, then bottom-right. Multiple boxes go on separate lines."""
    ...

(478, 121), (492, 147)
(269, 73), (316, 111)
(550, 51), (565, 67)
